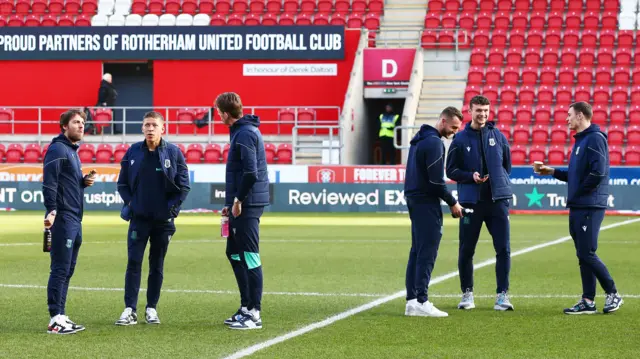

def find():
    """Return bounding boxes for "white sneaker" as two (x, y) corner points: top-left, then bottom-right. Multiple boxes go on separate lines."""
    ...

(229, 309), (262, 330)
(494, 291), (515, 311)
(405, 299), (418, 316)
(146, 308), (160, 324)
(412, 301), (449, 317)
(115, 307), (138, 326)
(47, 315), (77, 335)
(62, 315), (85, 332)
(458, 289), (476, 310)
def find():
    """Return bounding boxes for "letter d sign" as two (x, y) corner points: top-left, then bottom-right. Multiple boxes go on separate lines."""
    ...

(382, 59), (397, 78)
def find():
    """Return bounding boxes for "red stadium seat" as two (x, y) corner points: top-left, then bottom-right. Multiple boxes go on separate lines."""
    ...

(497, 105), (514, 123)
(482, 85), (498, 103)
(500, 85), (516, 105)
(497, 0), (511, 10)
(565, 11), (581, 29)
(632, 86), (640, 104)
(545, 29), (561, 47)
(627, 126), (640, 145)
(579, 48), (596, 66)
(78, 144), (95, 163)
(476, 11), (492, 30)
(625, 146), (640, 165)
(459, 11), (475, 30)
(0, 144), (5, 161)
(76, 14), (92, 26)
(441, 11), (457, 28)
(234, 0), (249, 13)
(185, 143), (203, 164)
(333, 0), (348, 13)
(199, 0), (214, 12)
(548, 145), (565, 165)
(313, 13), (329, 25)
(24, 15), (39, 26)
(462, 0), (478, 11)
(597, 47), (614, 66)
(262, 13), (277, 25)
(508, 28), (525, 47)
(503, 66), (519, 85)
(575, 85), (591, 103)
(470, 47), (486, 65)
(593, 85), (610, 105)
(65, 0), (81, 14)
(609, 145), (622, 165)
(369, 0), (384, 14)
(614, 64), (631, 84)
(512, 11), (527, 29)
(165, 0), (181, 14)
(539, 66), (556, 85)
(23, 143), (41, 163)
(521, 66), (538, 85)
(496, 122), (510, 142)
(227, 13), (243, 25)
(283, 0), (298, 12)
(525, 48), (541, 66)
(607, 125), (625, 145)
(547, 11), (563, 29)
(550, 124), (568, 144)
(95, 144), (113, 164)
(215, 0), (231, 14)
(529, 145), (546, 163)
(618, 30), (634, 47)
(5, 144), (23, 163)
(222, 143), (231, 162)
(250, 0), (265, 13)
(58, 14), (75, 26)
(114, 144), (130, 163)
(245, 13), (260, 25)
(494, 11), (509, 29)
(511, 145), (527, 165)
(519, 85), (535, 105)
(204, 144), (222, 163)
(600, 29), (616, 47)
(631, 104), (640, 123)
(581, 29), (598, 48)
(467, 66), (483, 85)
(513, 125), (529, 144)
(345, 13), (361, 28)
(592, 104), (608, 125)
(558, 66), (575, 85)
(595, 66), (612, 85)
(473, 29), (489, 47)
(537, 86), (554, 105)
(534, 105), (551, 124)
(276, 143), (292, 164)
(526, 28), (543, 47)
(31, 0), (47, 14)
(131, 0), (147, 14)
(577, 67), (593, 85)
(532, 125), (549, 144)
(557, 86), (574, 106)
(264, 142), (277, 163)
(491, 29), (507, 47)
(601, 11), (617, 29)
(506, 47), (523, 66)
(583, 11), (600, 29)
(561, 47), (577, 66)
(41, 14), (57, 26)
(488, 47), (505, 66)
(611, 86), (628, 105)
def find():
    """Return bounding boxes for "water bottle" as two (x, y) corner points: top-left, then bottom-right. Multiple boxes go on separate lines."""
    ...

(43, 228), (52, 253)
(221, 216), (229, 238)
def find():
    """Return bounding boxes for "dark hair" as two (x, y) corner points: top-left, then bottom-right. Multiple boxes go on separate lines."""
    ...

(143, 111), (165, 122)
(569, 101), (593, 120)
(469, 95), (491, 108)
(215, 92), (243, 119)
(59, 109), (86, 131)
(440, 106), (463, 122)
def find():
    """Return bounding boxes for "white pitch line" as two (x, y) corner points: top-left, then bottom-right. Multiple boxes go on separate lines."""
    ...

(428, 294), (640, 299)
(222, 217), (640, 359)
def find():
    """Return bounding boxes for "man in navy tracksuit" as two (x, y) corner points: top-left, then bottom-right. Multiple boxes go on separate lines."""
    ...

(446, 95), (514, 311)
(115, 111), (190, 326)
(216, 92), (270, 330)
(537, 102), (623, 315)
(43, 109), (96, 335)
(404, 106), (463, 318)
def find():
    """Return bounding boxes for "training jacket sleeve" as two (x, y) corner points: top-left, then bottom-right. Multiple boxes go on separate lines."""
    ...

(580, 134), (608, 193)
(446, 141), (475, 184)
(552, 169), (569, 182)
(117, 148), (132, 204)
(175, 149), (191, 203)
(42, 144), (64, 216)
(425, 139), (458, 207)
(501, 133), (512, 175)
(235, 131), (258, 202)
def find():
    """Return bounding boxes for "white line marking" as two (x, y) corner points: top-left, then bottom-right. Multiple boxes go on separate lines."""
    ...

(0, 284), (388, 298)
(428, 294), (640, 299)
(222, 217), (640, 359)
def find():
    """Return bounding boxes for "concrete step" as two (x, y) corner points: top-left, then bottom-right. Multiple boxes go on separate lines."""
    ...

(423, 76), (467, 81)
(421, 87), (464, 95)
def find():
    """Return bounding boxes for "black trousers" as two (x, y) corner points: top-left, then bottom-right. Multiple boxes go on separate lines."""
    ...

(379, 137), (395, 165)
(47, 214), (82, 317)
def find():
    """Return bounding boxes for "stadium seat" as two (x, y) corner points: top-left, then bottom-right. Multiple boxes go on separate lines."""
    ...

(577, 67), (593, 85)
(204, 144), (222, 163)
(23, 143), (41, 163)
(627, 125), (640, 145)
(209, 13), (225, 25)
(0, 108), (13, 134)
(193, 13), (210, 25)
(186, 144), (203, 164)
(41, 14), (58, 26)
(614, 66), (631, 84)
(108, 14), (126, 26)
(512, 11), (527, 29)
(497, 105), (514, 123)
(78, 144), (95, 163)
(159, 14), (176, 25)
(529, 145), (546, 163)
(575, 85), (591, 103)
(550, 124), (568, 144)
(496, 122), (511, 142)
(0, 144), (5, 162)
(581, 29), (597, 48)
(245, 13), (260, 25)
(511, 145), (527, 165)
(537, 86), (554, 105)
(227, 13), (243, 25)
(610, 145), (623, 165)
(608, 125), (625, 145)
(547, 11), (563, 29)
(548, 145), (565, 165)
(532, 125), (548, 144)
(521, 66), (537, 85)
(618, 30), (634, 46)
(98, 0), (115, 14)
(579, 48), (596, 66)
(276, 143), (292, 164)
(131, 0), (146, 14)
(525, 48), (541, 66)
(539, 67), (556, 86)
(467, 66), (483, 85)
(182, 0), (197, 14)
(95, 144), (113, 163)
(534, 105), (551, 125)
(142, 14), (159, 26)
(559, 67), (575, 85)
(519, 85), (535, 105)
(609, 105), (627, 125)
(113, 144), (130, 163)
(5, 144), (23, 163)
(513, 125), (529, 145)
(264, 143), (277, 163)
(125, 14), (143, 25)
(625, 146), (640, 165)
(113, 0), (130, 15)
(506, 47), (523, 66)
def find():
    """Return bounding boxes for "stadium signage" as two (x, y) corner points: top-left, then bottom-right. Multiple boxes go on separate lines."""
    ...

(363, 48), (416, 87)
(0, 26), (346, 60)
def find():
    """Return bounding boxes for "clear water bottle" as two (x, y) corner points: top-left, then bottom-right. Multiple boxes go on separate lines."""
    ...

(221, 216), (229, 238)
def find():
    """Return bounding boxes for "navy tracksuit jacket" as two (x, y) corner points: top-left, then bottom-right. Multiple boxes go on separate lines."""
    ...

(403, 124), (457, 303)
(446, 121), (513, 294)
(224, 115), (269, 311)
(42, 134), (87, 317)
(117, 138), (190, 311)
(552, 124), (617, 299)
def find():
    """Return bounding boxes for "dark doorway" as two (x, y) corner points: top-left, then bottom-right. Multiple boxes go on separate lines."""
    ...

(365, 98), (405, 165)
(102, 61), (154, 135)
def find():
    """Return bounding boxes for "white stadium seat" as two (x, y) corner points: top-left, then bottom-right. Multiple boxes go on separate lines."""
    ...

(108, 14), (126, 26)
(125, 13), (142, 26)
(142, 13), (159, 26)
(91, 14), (109, 26)
(621, 0), (638, 13)
(192, 13), (210, 26)
(97, 0), (115, 15)
(113, 0), (132, 15)
(176, 13), (193, 26)
(158, 14), (176, 26)
(619, 12), (637, 30)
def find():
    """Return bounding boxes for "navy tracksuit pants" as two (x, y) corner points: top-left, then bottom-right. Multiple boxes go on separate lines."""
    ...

(47, 214), (82, 317)
(405, 200), (443, 303)
(124, 217), (176, 311)
(226, 207), (264, 311)
(458, 199), (511, 294)
(569, 208), (617, 300)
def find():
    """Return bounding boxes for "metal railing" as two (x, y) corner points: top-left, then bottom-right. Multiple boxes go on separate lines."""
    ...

(292, 125), (343, 165)
(393, 125), (421, 150)
(0, 105), (341, 143)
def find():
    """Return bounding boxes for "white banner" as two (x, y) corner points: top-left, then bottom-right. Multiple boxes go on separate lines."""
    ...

(189, 164), (308, 183)
(242, 63), (338, 76)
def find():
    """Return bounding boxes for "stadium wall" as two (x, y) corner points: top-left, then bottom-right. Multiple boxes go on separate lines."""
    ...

(340, 29), (367, 165)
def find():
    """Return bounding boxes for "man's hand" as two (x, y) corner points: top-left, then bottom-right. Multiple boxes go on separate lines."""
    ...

(44, 210), (57, 228)
(232, 199), (242, 218)
(84, 170), (97, 187)
(221, 206), (230, 217)
(450, 203), (463, 219)
(473, 172), (489, 184)
(536, 165), (555, 176)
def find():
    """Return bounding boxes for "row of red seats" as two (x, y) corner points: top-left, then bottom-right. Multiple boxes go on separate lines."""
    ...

(425, 11), (619, 32)
(505, 124), (640, 145)
(0, 13), (90, 25)
(511, 144), (640, 166)
(427, 0), (618, 13)
(468, 65), (640, 86)
(471, 29), (634, 49)
(133, 0), (383, 16)
(470, 47), (631, 67)
(0, 0), (96, 15)
(464, 104), (640, 125)
(206, 11), (379, 27)
(465, 85), (640, 107)
(0, 142), (294, 164)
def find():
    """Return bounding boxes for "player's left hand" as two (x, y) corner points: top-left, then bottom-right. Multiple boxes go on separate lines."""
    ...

(232, 199), (242, 218)
(84, 175), (95, 187)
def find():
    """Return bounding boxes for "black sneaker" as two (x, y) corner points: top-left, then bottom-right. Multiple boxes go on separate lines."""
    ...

(47, 315), (77, 335)
(603, 293), (624, 314)
(563, 299), (597, 315)
(63, 315), (85, 332)
(224, 308), (249, 326)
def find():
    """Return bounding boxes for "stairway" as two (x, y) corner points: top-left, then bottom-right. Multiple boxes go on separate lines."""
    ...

(415, 76), (467, 126)
(375, 0), (427, 48)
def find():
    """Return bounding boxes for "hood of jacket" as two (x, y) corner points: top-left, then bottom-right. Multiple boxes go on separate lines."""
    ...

(231, 115), (260, 133)
(410, 124), (440, 145)
(52, 133), (79, 151)
(575, 123), (607, 140)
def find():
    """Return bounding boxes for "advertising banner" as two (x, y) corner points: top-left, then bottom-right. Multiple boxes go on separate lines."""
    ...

(363, 48), (415, 87)
(0, 26), (345, 61)
(308, 165), (408, 184)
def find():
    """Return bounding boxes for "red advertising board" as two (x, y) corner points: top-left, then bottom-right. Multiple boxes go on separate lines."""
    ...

(309, 166), (407, 183)
(363, 48), (416, 87)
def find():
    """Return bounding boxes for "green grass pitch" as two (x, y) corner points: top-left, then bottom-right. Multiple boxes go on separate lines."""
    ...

(0, 212), (639, 359)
